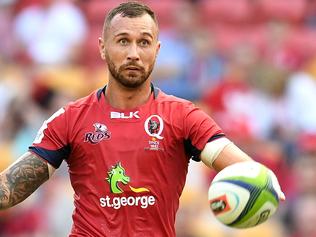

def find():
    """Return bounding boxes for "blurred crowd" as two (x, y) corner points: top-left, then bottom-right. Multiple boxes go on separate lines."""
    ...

(1, 0), (316, 236)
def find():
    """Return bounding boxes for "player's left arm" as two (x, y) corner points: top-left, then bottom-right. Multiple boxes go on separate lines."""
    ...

(200, 138), (286, 201)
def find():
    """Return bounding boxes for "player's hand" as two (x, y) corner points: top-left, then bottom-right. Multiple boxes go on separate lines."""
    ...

(276, 187), (286, 201)
(278, 191), (286, 201)
(269, 169), (286, 201)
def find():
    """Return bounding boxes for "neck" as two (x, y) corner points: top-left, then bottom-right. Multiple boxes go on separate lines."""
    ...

(105, 79), (152, 110)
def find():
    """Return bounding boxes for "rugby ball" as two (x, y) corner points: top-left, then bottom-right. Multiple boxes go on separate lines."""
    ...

(208, 161), (279, 228)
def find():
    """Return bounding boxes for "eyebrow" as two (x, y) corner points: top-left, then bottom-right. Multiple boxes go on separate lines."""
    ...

(114, 32), (129, 38)
(141, 32), (154, 39)
(114, 32), (154, 39)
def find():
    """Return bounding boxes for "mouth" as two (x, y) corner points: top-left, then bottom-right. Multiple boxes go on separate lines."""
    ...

(126, 68), (140, 72)
(122, 177), (130, 184)
(125, 66), (141, 71)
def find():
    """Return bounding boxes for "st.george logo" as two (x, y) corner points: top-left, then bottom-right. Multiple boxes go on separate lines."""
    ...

(106, 162), (149, 194)
(106, 162), (130, 194)
(100, 162), (156, 209)
(84, 123), (111, 144)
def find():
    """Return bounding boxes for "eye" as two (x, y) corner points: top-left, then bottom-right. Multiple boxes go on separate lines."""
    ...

(139, 39), (150, 47)
(118, 38), (128, 46)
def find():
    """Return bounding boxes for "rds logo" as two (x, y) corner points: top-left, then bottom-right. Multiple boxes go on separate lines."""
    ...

(84, 123), (111, 144)
(99, 162), (156, 209)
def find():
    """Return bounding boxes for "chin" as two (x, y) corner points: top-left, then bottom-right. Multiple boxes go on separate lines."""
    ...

(117, 75), (148, 89)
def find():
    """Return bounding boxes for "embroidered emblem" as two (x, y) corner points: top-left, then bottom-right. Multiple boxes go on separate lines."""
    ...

(144, 115), (164, 140)
(84, 123), (111, 144)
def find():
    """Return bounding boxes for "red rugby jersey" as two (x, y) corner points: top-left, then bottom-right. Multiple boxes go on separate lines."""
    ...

(29, 85), (224, 237)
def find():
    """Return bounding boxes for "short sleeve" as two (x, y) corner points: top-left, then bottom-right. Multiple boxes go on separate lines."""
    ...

(183, 103), (224, 161)
(29, 107), (71, 168)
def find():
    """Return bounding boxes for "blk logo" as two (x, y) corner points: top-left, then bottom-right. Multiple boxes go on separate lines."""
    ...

(110, 111), (140, 119)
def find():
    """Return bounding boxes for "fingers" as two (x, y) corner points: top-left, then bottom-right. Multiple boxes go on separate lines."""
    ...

(278, 190), (286, 202)
(268, 169), (286, 202)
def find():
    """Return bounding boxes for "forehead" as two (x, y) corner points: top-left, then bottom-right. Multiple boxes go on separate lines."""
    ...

(107, 14), (158, 38)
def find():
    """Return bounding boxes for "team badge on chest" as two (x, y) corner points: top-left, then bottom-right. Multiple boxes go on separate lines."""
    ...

(84, 123), (111, 144)
(144, 115), (164, 140)
(144, 115), (164, 151)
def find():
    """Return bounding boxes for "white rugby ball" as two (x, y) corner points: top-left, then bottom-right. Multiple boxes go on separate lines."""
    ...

(208, 161), (280, 228)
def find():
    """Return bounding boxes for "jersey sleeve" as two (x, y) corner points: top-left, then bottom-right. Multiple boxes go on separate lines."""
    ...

(29, 107), (71, 169)
(182, 102), (224, 161)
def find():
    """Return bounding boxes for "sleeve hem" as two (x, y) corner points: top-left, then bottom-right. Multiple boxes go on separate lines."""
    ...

(28, 148), (60, 169)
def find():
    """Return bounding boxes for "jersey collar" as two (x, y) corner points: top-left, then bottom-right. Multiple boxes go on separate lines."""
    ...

(97, 83), (159, 101)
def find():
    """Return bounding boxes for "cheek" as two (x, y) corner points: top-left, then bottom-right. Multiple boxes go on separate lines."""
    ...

(106, 47), (125, 63)
(141, 49), (157, 65)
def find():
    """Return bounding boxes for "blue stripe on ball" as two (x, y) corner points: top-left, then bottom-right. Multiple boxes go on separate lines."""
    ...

(218, 179), (262, 225)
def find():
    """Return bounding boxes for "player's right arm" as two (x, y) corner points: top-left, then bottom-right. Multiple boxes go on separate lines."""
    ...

(0, 151), (55, 210)
(0, 105), (69, 210)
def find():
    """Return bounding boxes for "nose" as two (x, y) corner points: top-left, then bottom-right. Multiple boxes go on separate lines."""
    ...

(127, 43), (140, 61)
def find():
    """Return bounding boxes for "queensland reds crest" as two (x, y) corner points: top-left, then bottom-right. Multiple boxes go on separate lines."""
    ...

(144, 115), (164, 140)
(84, 123), (111, 144)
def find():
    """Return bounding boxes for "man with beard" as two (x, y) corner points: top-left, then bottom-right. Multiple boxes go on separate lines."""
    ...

(0, 2), (285, 236)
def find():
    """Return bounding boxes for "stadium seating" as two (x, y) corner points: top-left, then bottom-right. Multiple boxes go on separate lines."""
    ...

(199, 0), (253, 24)
(258, 0), (306, 22)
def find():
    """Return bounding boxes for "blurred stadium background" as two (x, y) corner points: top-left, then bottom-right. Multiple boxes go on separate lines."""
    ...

(1, 0), (316, 236)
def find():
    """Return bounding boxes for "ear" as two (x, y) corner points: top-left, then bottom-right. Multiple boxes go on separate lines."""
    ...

(98, 37), (106, 60)
(155, 41), (161, 58)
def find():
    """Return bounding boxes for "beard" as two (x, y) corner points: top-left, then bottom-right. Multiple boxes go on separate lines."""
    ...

(105, 54), (155, 89)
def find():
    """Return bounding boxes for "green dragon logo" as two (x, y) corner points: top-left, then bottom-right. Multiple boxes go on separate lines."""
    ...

(106, 162), (149, 194)
(106, 162), (130, 194)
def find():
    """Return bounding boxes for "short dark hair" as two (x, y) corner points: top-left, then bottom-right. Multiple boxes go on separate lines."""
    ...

(102, 1), (158, 37)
